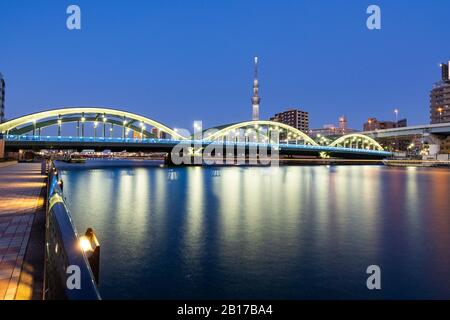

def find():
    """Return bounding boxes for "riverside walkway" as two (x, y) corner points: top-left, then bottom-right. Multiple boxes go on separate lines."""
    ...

(0, 163), (46, 300)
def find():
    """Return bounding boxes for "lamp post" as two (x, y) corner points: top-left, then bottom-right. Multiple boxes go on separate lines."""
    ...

(57, 115), (62, 137)
(394, 109), (399, 125)
(102, 115), (107, 138)
(93, 121), (98, 139)
(141, 123), (146, 140)
(81, 113), (85, 138)
(394, 109), (399, 151)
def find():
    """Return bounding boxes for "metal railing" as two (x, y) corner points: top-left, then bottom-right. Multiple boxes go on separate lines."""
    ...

(5, 134), (180, 144)
(44, 161), (101, 300)
(4, 134), (392, 156)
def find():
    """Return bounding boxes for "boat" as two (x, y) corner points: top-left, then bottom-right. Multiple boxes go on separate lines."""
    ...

(382, 159), (436, 167)
(61, 155), (87, 163)
(68, 157), (86, 164)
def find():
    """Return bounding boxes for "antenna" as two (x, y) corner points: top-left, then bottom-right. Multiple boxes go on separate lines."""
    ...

(251, 57), (260, 121)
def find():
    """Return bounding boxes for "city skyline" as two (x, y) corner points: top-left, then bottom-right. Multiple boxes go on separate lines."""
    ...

(1, 1), (450, 130)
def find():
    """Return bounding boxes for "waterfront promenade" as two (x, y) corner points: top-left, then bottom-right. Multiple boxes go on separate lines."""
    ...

(0, 163), (45, 300)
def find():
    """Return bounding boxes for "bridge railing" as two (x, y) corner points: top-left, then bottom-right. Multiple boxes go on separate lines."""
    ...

(44, 161), (101, 300)
(4, 134), (181, 144)
(4, 134), (392, 156)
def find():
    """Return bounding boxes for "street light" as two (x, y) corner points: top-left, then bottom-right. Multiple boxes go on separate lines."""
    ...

(393, 109), (400, 151)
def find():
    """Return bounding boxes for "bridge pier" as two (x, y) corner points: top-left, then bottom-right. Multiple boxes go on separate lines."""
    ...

(423, 133), (442, 157)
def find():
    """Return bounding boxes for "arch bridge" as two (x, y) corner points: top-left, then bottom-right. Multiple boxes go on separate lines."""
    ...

(0, 107), (186, 140)
(202, 121), (384, 151)
(0, 108), (390, 158)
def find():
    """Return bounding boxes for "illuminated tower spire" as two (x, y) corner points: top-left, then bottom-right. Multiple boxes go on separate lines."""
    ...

(251, 57), (260, 121)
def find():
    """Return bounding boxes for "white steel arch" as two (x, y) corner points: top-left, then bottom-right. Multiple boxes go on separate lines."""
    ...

(328, 133), (384, 150)
(0, 107), (187, 140)
(204, 120), (319, 146)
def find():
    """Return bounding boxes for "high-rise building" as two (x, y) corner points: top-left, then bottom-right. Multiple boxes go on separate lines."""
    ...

(0, 73), (5, 123)
(309, 116), (358, 137)
(430, 61), (450, 124)
(270, 108), (309, 132)
(363, 117), (407, 131)
(441, 62), (450, 82)
(251, 57), (260, 121)
(338, 116), (348, 131)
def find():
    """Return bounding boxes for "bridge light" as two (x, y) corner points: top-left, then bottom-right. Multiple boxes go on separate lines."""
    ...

(103, 117), (107, 122)
(57, 119), (62, 125)
(81, 117), (86, 122)
(123, 120), (127, 125)
(94, 121), (98, 128)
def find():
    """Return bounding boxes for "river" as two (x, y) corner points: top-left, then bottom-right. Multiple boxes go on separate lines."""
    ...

(58, 160), (450, 299)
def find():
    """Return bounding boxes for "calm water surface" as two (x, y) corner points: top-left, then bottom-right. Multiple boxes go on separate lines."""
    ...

(58, 160), (450, 299)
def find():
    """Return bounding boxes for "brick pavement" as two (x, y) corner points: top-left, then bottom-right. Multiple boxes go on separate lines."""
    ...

(0, 163), (45, 300)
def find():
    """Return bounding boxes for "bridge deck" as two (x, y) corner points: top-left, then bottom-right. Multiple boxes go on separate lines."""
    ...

(3, 135), (392, 158)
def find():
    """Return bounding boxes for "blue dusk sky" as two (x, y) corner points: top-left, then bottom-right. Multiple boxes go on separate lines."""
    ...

(1, 0), (450, 131)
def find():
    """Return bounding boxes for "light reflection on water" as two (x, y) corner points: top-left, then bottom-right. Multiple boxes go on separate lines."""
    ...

(58, 160), (450, 299)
